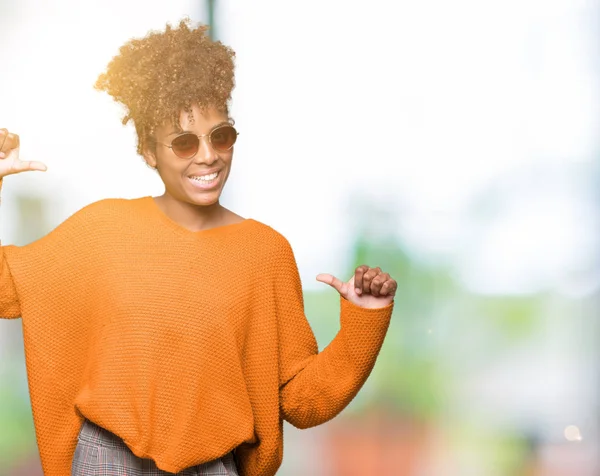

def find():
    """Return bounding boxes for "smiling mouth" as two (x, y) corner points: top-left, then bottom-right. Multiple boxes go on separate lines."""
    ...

(188, 171), (220, 182)
(187, 170), (221, 190)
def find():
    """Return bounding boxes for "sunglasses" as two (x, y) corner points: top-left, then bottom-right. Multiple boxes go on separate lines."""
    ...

(156, 124), (239, 159)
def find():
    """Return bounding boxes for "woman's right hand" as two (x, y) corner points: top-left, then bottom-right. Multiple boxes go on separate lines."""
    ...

(0, 128), (47, 178)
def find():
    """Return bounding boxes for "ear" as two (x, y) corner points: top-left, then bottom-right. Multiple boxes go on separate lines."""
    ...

(140, 130), (159, 169)
(142, 148), (158, 169)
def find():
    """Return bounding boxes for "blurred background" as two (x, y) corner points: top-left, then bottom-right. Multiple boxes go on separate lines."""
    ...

(1, 0), (599, 474)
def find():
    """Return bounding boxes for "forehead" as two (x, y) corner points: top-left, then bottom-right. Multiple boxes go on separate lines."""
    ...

(158, 104), (229, 134)
(180, 105), (228, 126)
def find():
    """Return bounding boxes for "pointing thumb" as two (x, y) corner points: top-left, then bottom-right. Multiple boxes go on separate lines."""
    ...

(316, 273), (345, 295)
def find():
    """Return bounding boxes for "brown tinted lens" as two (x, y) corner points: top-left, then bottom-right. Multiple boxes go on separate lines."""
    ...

(171, 133), (199, 158)
(210, 126), (237, 151)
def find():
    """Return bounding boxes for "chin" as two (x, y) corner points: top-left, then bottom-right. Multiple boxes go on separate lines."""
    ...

(187, 191), (222, 207)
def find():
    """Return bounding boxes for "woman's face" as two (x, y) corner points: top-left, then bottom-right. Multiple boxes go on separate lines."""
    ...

(144, 104), (234, 208)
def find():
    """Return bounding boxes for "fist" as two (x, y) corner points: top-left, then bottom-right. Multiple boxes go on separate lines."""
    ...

(316, 265), (397, 309)
(0, 128), (47, 178)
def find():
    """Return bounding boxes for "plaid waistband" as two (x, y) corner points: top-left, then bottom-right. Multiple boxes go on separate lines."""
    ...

(76, 418), (239, 474)
(78, 418), (132, 450)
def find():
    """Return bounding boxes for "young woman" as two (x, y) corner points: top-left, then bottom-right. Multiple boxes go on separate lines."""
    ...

(0, 18), (397, 476)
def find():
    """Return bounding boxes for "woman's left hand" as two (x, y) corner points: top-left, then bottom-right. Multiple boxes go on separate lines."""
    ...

(316, 265), (397, 309)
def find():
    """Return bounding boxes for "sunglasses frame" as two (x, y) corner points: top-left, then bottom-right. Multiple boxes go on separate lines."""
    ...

(156, 121), (239, 159)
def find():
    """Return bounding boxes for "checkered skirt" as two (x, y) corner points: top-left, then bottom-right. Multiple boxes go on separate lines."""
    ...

(71, 418), (240, 475)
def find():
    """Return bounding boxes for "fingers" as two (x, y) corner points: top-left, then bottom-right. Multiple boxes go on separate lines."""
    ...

(356, 265), (398, 297)
(354, 265), (369, 294)
(380, 279), (397, 296)
(0, 129), (8, 157)
(0, 129), (19, 156)
(370, 272), (390, 297)
(0, 129), (7, 150)
(361, 266), (381, 295)
(375, 274), (397, 297)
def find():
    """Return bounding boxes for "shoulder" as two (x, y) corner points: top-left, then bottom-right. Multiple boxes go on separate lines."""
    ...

(246, 219), (291, 248)
(51, 197), (147, 235)
(69, 196), (146, 220)
(245, 219), (298, 263)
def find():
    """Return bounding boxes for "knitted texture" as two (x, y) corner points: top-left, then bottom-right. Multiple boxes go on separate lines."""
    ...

(0, 195), (394, 476)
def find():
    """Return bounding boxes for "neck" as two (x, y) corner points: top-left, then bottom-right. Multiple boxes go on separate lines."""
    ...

(153, 194), (226, 232)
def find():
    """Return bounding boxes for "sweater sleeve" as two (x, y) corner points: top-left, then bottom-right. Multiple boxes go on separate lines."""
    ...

(0, 179), (21, 318)
(0, 244), (21, 319)
(0, 197), (106, 319)
(275, 237), (394, 429)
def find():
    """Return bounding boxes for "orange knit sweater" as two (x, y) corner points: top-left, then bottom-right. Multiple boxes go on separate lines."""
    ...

(0, 194), (394, 476)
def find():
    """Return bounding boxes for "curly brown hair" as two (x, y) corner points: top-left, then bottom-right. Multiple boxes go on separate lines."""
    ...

(94, 17), (236, 158)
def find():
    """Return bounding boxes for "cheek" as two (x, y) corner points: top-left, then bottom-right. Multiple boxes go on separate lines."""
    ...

(156, 158), (187, 186)
(155, 149), (182, 172)
(222, 155), (234, 174)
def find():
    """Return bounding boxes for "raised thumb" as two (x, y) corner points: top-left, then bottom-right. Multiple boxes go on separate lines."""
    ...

(17, 160), (47, 172)
(316, 273), (345, 294)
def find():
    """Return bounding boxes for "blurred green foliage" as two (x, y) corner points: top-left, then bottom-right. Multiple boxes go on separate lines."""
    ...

(304, 227), (546, 423)
(0, 363), (37, 469)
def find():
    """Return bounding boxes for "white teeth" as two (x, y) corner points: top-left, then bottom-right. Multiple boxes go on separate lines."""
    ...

(190, 172), (219, 182)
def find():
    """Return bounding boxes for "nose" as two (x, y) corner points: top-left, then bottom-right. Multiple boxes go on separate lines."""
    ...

(192, 135), (218, 164)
